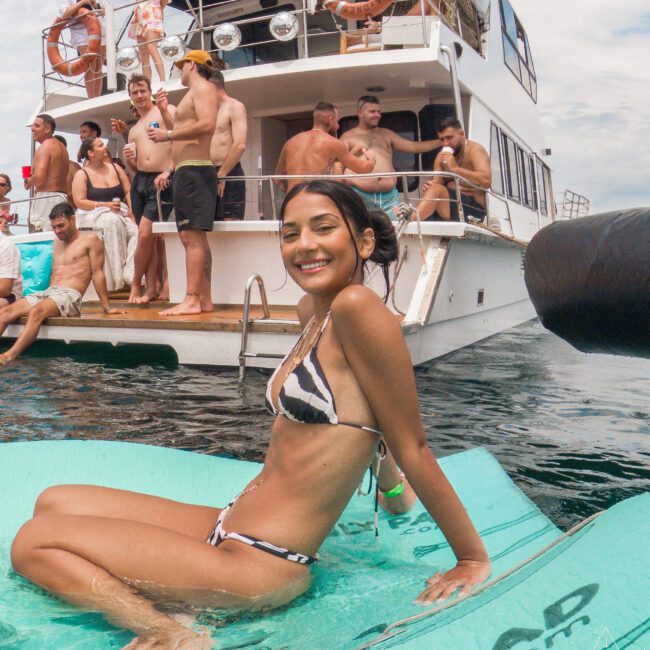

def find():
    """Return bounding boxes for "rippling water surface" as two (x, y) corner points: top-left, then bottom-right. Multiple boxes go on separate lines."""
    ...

(1, 321), (649, 530)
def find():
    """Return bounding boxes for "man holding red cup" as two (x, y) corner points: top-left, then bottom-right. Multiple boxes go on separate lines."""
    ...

(24, 114), (70, 232)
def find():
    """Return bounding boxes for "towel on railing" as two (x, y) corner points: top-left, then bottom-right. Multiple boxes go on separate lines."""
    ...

(75, 205), (137, 292)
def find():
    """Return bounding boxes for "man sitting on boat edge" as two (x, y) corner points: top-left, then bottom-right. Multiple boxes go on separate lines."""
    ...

(0, 202), (125, 366)
(416, 117), (491, 222)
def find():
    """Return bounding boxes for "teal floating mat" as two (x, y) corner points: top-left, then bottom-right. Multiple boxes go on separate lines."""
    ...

(0, 441), (644, 649)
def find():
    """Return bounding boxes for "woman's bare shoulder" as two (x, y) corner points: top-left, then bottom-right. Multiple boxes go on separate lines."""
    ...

(330, 285), (400, 341)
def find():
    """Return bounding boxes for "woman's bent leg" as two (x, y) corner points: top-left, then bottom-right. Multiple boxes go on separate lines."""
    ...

(33, 484), (220, 537)
(11, 512), (309, 641)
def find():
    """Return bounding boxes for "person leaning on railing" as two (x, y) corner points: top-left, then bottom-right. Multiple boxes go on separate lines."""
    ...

(0, 174), (17, 233)
(58, 0), (107, 98)
(129, 0), (169, 82)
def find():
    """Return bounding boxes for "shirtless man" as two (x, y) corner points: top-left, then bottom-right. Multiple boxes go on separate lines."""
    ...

(416, 117), (491, 222)
(338, 96), (441, 217)
(53, 135), (81, 209)
(275, 102), (375, 194)
(0, 202), (124, 365)
(209, 70), (248, 220)
(25, 115), (69, 233)
(119, 74), (175, 304)
(148, 51), (219, 316)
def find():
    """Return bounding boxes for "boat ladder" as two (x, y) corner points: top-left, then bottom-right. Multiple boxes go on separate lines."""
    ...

(238, 274), (287, 381)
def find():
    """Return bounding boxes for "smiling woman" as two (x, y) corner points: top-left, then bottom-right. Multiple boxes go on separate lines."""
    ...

(10, 180), (490, 646)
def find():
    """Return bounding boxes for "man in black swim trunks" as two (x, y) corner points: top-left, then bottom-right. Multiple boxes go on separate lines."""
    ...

(148, 51), (219, 316)
(209, 70), (248, 220)
(416, 117), (492, 222)
(123, 74), (175, 304)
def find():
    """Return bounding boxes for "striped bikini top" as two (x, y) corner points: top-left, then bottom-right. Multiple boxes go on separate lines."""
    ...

(265, 314), (382, 436)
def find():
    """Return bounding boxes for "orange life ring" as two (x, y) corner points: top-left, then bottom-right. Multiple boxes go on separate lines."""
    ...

(47, 7), (102, 77)
(323, 0), (394, 20)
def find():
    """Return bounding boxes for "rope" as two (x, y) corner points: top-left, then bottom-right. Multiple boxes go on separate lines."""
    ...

(357, 510), (604, 649)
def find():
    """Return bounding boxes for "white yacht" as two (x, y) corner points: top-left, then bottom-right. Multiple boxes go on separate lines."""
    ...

(6, 0), (560, 370)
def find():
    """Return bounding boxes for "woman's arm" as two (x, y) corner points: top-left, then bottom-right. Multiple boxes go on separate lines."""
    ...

(71, 169), (115, 212)
(331, 285), (490, 602)
(115, 165), (135, 220)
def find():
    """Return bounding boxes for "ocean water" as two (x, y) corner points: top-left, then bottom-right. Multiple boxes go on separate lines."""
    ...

(1, 320), (648, 531)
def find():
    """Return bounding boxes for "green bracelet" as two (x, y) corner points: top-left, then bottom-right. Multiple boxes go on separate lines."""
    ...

(381, 481), (405, 498)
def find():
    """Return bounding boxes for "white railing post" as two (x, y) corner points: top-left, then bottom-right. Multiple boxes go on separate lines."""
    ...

(105, 2), (117, 92)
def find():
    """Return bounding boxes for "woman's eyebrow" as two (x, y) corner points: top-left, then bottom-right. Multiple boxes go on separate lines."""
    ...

(281, 213), (339, 229)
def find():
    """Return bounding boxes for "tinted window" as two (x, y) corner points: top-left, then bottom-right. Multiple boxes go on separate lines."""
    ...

(502, 134), (520, 201)
(536, 160), (548, 216)
(518, 147), (535, 209)
(220, 5), (298, 68)
(499, 0), (537, 102)
(490, 123), (504, 195)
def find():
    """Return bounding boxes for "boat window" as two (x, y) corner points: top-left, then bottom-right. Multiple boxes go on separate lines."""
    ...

(518, 147), (535, 209)
(489, 123), (504, 195)
(502, 133), (520, 202)
(536, 159), (548, 216)
(528, 156), (538, 211)
(499, 0), (537, 102)
(219, 4), (299, 69)
(340, 111), (420, 193)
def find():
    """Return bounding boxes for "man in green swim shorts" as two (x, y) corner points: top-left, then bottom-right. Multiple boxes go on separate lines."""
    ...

(337, 95), (441, 219)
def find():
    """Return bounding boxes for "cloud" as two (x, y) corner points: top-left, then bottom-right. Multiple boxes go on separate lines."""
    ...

(516, 0), (650, 212)
(2, 1), (649, 220)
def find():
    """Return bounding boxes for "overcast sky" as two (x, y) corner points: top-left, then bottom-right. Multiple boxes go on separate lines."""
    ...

(1, 0), (649, 219)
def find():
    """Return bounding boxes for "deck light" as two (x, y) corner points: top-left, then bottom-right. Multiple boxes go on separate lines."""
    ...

(269, 12), (299, 41)
(116, 47), (140, 72)
(158, 35), (186, 62)
(213, 23), (242, 51)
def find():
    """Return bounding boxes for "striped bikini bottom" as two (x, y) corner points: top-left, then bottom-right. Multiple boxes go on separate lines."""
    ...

(206, 493), (319, 565)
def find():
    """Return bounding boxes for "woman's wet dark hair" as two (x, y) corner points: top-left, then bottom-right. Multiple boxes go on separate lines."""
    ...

(279, 180), (398, 299)
(77, 137), (98, 163)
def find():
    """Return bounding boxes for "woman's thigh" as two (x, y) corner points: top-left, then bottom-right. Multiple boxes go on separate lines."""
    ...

(16, 514), (309, 603)
(34, 484), (220, 539)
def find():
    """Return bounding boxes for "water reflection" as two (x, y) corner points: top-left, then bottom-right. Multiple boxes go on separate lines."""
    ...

(1, 322), (649, 529)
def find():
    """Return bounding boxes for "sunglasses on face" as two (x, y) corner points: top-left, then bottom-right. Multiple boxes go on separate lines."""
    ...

(0, 183), (8, 187)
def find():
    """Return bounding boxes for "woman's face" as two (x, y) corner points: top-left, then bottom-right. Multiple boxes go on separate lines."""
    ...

(280, 190), (373, 298)
(0, 177), (9, 199)
(91, 138), (108, 162)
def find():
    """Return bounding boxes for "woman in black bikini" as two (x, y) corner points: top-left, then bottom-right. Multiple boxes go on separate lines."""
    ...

(72, 137), (138, 291)
(10, 180), (490, 647)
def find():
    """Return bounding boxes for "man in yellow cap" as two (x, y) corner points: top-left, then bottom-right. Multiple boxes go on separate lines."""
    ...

(147, 50), (219, 316)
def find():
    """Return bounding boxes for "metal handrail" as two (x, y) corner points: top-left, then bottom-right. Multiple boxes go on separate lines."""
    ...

(238, 273), (284, 381)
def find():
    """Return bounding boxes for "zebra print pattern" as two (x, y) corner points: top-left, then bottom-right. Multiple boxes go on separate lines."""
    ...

(207, 501), (319, 565)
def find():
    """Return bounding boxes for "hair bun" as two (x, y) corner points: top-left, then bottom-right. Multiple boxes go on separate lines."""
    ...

(367, 209), (398, 265)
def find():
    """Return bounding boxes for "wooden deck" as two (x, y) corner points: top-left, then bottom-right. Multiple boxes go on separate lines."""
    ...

(16, 302), (302, 334)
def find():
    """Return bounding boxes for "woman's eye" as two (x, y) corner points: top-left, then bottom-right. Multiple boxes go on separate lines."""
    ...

(316, 225), (335, 233)
(281, 232), (298, 242)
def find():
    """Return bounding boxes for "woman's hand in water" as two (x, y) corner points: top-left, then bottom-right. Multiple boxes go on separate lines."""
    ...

(122, 624), (214, 649)
(415, 559), (491, 605)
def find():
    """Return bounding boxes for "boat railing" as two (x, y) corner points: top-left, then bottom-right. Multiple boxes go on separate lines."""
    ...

(1, 194), (70, 235)
(154, 170), (508, 232)
(38, 0), (479, 108)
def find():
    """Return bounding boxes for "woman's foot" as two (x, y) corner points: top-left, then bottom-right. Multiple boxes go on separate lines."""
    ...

(122, 624), (213, 649)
